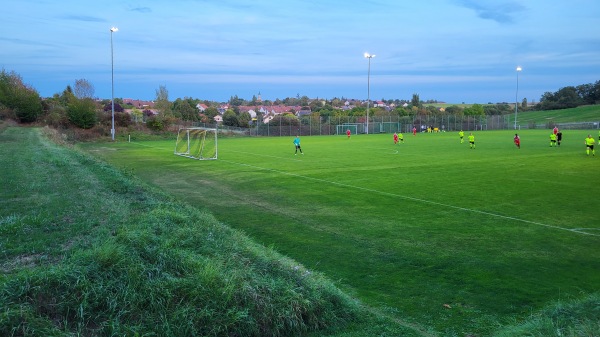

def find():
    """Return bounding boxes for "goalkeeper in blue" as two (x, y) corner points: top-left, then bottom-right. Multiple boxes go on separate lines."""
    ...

(293, 136), (304, 155)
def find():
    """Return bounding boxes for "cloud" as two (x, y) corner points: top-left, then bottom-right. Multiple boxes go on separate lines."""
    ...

(129, 6), (152, 13)
(457, 0), (526, 24)
(59, 14), (106, 22)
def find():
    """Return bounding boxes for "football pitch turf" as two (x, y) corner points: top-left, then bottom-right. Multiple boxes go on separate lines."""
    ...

(82, 129), (600, 335)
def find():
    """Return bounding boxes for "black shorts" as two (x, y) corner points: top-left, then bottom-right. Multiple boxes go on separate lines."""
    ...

(587, 144), (594, 150)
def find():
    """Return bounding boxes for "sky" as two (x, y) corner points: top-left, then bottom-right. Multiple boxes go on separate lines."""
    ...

(2, 0), (600, 104)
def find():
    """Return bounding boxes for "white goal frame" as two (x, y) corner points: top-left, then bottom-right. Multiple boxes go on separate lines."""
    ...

(174, 127), (218, 160)
(336, 123), (360, 135)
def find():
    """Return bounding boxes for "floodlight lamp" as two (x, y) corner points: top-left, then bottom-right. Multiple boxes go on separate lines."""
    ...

(110, 27), (119, 32)
(516, 66), (522, 72)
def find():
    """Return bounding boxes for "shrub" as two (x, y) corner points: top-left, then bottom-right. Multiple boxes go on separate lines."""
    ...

(67, 98), (97, 129)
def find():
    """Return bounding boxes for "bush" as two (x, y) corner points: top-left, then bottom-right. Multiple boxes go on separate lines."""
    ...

(68, 98), (98, 129)
(145, 115), (165, 131)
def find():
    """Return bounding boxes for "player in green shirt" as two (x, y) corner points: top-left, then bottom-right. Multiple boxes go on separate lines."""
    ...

(459, 130), (464, 143)
(468, 133), (475, 149)
(585, 134), (595, 156)
(550, 133), (557, 147)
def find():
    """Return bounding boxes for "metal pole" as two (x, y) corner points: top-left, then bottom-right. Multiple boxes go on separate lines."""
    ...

(110, 28), (117, 140)
(367, 57), (370, 134)
(514, 66), (521, 130)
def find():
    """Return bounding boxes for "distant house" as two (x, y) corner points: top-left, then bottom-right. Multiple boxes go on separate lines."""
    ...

(123, 98), (154, 109)
(196, 103), (208, 112)
(296, 108), (312, 117)
(213, 115), (223, 123)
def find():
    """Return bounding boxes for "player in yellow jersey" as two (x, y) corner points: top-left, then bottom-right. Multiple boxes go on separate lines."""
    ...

(550, 133), (557, 147)
(468, 133), (475, 149)
(459, 130), (464, 143)
(585, 134), (595, 156)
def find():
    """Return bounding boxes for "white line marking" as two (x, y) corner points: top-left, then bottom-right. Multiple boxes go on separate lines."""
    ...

(221, 159), (600, 237)
(227, 149), (303, 161)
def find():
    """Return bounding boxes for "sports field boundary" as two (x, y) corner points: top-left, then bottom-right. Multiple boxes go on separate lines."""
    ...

(221, 158), (600, 238)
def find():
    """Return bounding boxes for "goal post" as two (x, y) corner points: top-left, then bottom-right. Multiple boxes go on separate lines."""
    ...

(336, 123), (360, 135)
(174, 127), (218, 160)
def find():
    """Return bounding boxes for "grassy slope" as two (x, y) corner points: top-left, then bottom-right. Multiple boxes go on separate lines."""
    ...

(80, 129), (600, 336)
(515, 105), (600, 124)
(1, 127), (428, 336)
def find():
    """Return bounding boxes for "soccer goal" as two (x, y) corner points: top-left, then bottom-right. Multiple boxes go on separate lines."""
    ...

(174, 127), (218, 160)
(336, 123), (360, 135)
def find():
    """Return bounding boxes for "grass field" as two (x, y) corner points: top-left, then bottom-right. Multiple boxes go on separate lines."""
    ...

(80, 128), (600, 336)
(514, 105), (600, 124)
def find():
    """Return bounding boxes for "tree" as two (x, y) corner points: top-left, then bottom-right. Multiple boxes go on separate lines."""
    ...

(463, 104), (484, 116)
(68, 98), (97, 128)
(238, 111), (251, 127)
(0, 69), (43, 123)
(445, 105), (463, 115)
(130, 107), (143, 123)
(173, 99), (197, 121)
(73, 79), (95, 99)
(154, 85), (172, 116)
(521, 98), (528, 111)
(103, 102), (124, 112)
(411, 93), (421, 108)
(222, 109), (239, 127)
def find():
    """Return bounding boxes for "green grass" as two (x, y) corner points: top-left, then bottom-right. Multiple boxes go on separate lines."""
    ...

(513, 105), (600, 124)
(4, 127), (403, 337)
(78, 129), (600, 336)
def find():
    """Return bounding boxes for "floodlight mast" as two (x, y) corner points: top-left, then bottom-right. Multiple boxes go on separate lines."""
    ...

(110, 27), (118, 140)
(364, 53), (375, 135)
(514, 66), (522, 130)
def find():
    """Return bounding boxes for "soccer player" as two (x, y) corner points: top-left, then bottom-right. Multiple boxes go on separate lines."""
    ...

(346, 129), (351, 139)
(585, 134), (595, 156)
(550, 132), (557, 147)
(293, 135), (303, 155)
(553, 126), (559, 135)
(514, 133), (520, 149)
(459, 130), (464, 143)
(556, 130), (563, 147)
(468, 132), (475, 149)
(398, 132), (404, 143)
(412, 127), (417, 136)
(393, 132), (399, 144)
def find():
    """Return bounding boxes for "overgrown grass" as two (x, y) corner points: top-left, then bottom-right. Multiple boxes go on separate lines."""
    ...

(79, 128), (600, 336)
(492, 293), (600, 337)
(2, 127), (403, 337)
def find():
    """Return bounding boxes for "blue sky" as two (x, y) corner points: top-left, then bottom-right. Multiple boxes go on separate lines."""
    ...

(2, 0), (600, 104)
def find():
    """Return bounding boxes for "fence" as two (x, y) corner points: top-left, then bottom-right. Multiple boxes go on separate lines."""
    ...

(187, 115), (599, 137)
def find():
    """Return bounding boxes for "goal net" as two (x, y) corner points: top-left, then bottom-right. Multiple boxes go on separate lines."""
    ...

(336, 123), (360, 135)
(174, 127), (218, 160)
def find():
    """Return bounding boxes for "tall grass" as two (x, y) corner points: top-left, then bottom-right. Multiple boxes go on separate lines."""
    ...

(0, 127), (370, 337)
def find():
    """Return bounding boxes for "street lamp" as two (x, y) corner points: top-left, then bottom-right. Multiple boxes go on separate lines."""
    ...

(364, 53), (375, 134)
(514, 66), (522, 130)
(110, 27), (118, 140)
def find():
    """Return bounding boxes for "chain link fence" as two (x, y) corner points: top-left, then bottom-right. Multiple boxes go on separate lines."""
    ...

(188, 115), (599, 137)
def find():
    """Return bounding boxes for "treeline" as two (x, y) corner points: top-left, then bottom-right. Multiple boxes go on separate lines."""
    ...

(535, 81), (600, 110)
(1, 68), (598, 136)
